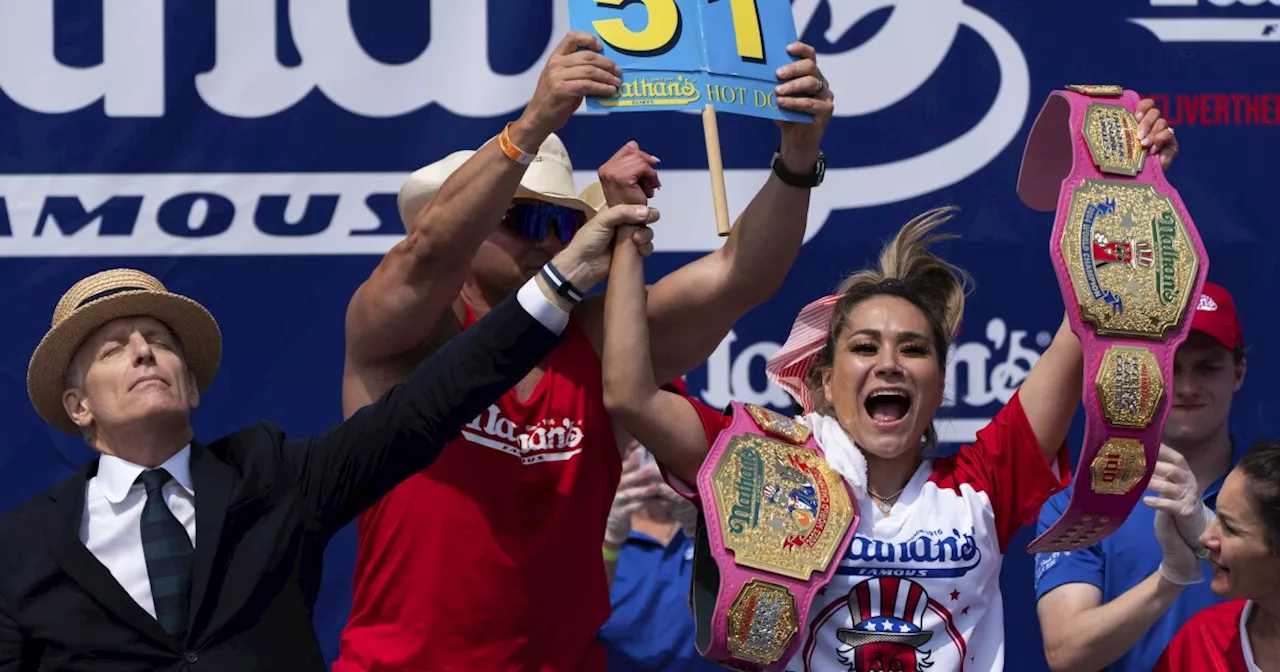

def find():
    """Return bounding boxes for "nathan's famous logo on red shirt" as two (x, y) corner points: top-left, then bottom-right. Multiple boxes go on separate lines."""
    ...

(461, 405), (585, 465)
(1145, 92), (1280, 126)
(837, 528), (982, 579)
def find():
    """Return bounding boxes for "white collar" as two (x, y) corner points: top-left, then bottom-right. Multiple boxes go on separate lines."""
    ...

(1241, 600), (1264, 672)
(95, 445), (194, 504)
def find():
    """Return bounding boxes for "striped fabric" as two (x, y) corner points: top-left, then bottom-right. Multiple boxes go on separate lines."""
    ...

(136, 469), (193, 639)
(764, 294), (841, 415)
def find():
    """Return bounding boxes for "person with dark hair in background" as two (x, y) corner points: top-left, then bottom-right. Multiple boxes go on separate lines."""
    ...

(1154, 439), (1280, 671)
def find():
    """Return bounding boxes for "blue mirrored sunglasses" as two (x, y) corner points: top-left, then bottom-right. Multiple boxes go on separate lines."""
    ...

(502, 201), (587, 244)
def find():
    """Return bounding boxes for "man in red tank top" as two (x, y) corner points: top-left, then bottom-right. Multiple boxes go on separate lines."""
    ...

(334, 30), (835, 671)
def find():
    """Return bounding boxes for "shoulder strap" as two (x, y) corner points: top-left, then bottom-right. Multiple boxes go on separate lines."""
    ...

(740, 403), (811, 445)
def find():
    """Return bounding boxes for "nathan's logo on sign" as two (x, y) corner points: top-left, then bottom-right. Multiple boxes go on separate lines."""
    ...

(569, 0), (808, 122)
(1129, 0), (1280, 44)
(697, 320), (1051, 445)
(0, 2), (1031, 257)
(612, 75), (703, 107)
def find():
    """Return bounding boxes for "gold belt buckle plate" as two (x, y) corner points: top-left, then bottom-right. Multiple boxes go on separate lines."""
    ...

(710, 435), (854, 580)
(1059, 179), (1200, 341)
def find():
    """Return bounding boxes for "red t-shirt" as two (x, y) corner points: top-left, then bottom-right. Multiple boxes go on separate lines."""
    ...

(1155, 600), (1264, 671)
(334, 308), (620, 672)
(667, 392), (1070, 671)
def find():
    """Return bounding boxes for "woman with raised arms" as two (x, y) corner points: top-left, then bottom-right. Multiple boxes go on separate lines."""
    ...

(601, 205), (1083, 672)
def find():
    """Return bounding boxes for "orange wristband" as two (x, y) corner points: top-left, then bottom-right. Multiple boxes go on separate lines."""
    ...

(499, 123), (535, 165)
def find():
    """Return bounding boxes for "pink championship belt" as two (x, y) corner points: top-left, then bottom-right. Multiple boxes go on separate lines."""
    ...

(1016, 85), (1209, 553)
(689, 402), (859, 671)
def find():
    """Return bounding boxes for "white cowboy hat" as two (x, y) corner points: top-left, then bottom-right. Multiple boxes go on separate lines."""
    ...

(397, 131), (599, 231)
(27, 269), (222, 435)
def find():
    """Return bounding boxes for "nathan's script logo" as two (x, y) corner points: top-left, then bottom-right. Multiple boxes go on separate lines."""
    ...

(837, 528), (982, 579)
(727, 446), (765, 534)
(607, 76), (703, 108)
(1064, 182), (1198, 338)
(461, 405), (585, 465)
(0, 1), (1030, 257)
(1130, 0), (1280, 43)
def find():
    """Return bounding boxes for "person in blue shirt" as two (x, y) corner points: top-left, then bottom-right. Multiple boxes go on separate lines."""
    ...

(1033, 281), (1248, 672)
(598, 441), (721, 672)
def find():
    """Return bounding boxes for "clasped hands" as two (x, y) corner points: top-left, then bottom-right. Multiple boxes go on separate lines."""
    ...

(1144, 445), (1214, 585)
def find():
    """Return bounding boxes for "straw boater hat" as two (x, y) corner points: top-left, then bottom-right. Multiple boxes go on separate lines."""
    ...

(27, 269), (222, 435)
(396, 131), (601, 231)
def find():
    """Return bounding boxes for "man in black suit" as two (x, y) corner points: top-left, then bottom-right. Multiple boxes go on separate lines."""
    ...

(0, 202), (662, 671)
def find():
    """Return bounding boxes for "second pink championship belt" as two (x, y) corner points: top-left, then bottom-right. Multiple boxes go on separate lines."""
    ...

(1016, 85), (1209, 553)
(689, 403), (859, 671)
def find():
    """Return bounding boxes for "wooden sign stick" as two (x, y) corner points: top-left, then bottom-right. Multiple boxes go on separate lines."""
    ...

(702, 104), (731, 237)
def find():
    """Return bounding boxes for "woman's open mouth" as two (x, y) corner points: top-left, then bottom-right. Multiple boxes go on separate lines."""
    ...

(864, 388), (912, 427)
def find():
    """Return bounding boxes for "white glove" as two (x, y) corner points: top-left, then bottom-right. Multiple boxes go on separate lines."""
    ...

(1154, 510), (1203, 585)
(606, 449), (664, 546)
(1143, 445), (1216, 549)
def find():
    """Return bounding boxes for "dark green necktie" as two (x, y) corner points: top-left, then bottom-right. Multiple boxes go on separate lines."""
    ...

(136, 469), (193, 640)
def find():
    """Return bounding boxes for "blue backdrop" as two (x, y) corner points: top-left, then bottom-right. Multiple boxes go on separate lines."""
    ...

(1, 1), (1276, 668)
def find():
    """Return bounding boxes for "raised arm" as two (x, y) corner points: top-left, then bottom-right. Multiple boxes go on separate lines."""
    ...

(290, 205), (657, 535)
(602, 225), (715, 485)
(1014, 314), (1082, 464)
(579, 42), (834, 385)
(343, 31), (621, 368)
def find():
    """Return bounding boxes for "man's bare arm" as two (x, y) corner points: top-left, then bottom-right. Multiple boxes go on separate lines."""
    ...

(578, 42), (834, 385)
(344, 31), (621, 367)
(1038, 575), (1186, 672)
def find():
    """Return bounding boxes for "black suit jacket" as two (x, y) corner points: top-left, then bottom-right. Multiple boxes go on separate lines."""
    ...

(0, 292), (564, 671)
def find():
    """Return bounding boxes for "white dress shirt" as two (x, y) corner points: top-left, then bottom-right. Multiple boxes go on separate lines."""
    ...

(79, 445), (196, 620)
(73, 277), (564, 620)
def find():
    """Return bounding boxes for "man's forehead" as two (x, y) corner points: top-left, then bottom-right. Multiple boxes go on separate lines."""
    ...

(87, 316), (175, 342)
(1176, 331), (1230, 361)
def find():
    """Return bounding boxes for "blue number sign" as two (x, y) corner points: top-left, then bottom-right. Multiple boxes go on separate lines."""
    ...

(568, 0), (811, 123)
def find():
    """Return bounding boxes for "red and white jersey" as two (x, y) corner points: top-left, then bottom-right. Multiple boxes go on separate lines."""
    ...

(1155, 600), (1264, 672)
(673, 390), (1069, 672)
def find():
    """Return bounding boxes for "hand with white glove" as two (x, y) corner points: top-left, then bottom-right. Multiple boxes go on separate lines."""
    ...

(658, 486), (700, 537)
(1154, 510), (1204, 585)
(606, 449), (665, 547)
(1143, 444), (1216, 549)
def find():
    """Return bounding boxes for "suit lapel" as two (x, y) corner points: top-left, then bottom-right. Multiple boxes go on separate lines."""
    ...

(44, 462), (177, 648)
(186, 441), (233, 641)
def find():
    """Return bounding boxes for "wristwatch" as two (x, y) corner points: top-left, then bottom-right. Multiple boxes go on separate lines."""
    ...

(771, 148), (825, 188)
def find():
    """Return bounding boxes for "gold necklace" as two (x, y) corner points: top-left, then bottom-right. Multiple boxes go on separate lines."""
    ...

(868, 485), (907, 515)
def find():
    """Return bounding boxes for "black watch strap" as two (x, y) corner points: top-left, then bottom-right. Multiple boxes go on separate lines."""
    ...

(771, 149), (825, 188)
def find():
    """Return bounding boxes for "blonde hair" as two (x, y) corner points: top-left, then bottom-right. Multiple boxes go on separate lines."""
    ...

(803, 207), (972, 445)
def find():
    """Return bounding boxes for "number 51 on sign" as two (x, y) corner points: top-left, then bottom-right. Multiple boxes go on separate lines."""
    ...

(568, 0), (812, 236)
